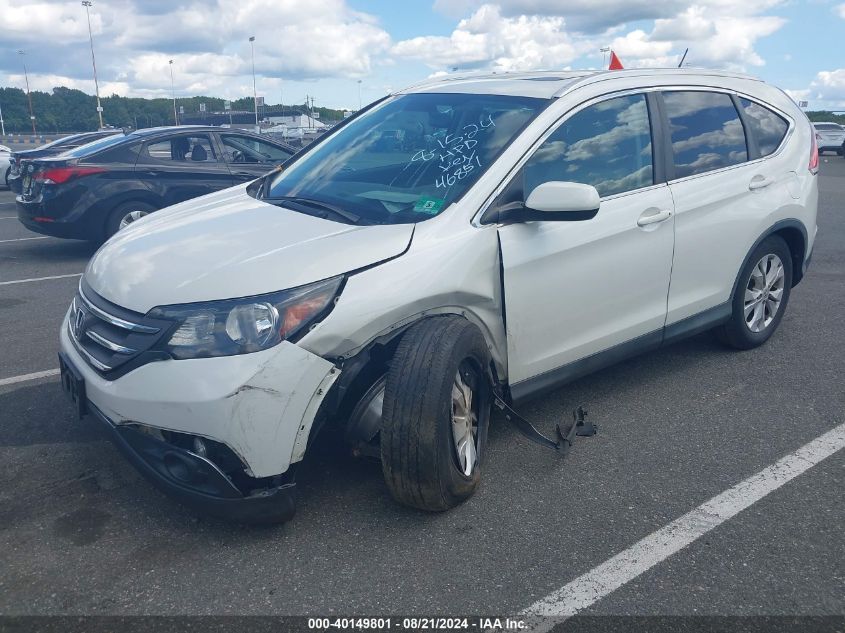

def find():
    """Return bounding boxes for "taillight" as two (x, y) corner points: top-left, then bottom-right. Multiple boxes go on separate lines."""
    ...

(809, 130), (819, 175)
(34, 166), (106, 185)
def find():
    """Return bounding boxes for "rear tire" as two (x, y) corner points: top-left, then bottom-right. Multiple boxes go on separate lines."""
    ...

(381, 316), (492, 511)
(716, 235), (792, 350)
(105, 201), (157, 239)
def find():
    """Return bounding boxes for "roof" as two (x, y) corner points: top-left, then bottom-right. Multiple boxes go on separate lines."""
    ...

(399, 68), (763, 99)
(130, 125), (219, 137)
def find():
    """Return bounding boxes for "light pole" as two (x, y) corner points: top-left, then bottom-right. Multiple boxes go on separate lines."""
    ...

(357, 79), (362, 110)
(0, 99), (5, 136)
(81, 1), (104, 129)
(249, 36), (258, 131)
(169, 59), (178, 125)
(17, 50), (37, 135)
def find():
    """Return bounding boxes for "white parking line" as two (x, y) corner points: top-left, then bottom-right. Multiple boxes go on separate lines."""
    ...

(0, 273), (82, 286)
(0, 216), (18, 220)
(523, 422), (845, 628)
(0, 236), (49, 244)
(0, 369), (60, 387)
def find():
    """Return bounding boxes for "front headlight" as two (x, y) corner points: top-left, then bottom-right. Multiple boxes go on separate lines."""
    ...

(149, 276), (343, 359)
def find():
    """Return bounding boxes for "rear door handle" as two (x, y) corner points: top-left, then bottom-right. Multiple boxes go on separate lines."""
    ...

(637, 209), (672, 227)
(749, 175), (774, 191)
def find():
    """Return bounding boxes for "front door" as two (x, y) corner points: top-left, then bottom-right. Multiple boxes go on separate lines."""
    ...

(219, 133), (293, 183)
(497, 93), (676, 395)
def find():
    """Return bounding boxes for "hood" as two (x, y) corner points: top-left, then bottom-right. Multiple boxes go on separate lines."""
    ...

(85, 185), (414, 313)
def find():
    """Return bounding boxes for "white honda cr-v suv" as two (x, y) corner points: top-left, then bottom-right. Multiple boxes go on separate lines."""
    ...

(59, 68), (818, 523)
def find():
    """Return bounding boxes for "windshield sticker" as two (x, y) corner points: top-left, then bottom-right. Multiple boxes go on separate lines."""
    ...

(408, 114), (497, 191)
(413, 196), (445, 214)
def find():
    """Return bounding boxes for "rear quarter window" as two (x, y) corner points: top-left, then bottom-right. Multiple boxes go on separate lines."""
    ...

(82, 142), (141, 165)
(739, 98), (789, 157)
(663, 91), (748, 178)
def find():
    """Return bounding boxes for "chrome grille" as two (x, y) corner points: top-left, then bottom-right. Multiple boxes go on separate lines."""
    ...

(68, 282), (172, 376)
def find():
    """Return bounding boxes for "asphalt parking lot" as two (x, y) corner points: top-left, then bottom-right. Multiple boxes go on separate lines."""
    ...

(0, 160), (843, 620)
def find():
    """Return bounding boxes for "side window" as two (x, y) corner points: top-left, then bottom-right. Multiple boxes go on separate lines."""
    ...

(221, 135), (292, 164)
(738, 98), (789, 157)
(663, 91), (747, 178)
(142, 135), (217, 163)
(84, 142), (141, 165)
(522, 94), (654, 198)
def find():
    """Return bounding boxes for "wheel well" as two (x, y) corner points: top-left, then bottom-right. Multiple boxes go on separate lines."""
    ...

(771, 226), (806, 286)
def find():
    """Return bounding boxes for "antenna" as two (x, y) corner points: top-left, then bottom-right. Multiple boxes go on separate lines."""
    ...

(678, 48), (689, 68)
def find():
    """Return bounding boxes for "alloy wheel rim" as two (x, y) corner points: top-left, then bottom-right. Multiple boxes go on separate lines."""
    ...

(118, 210), (149, 230)
(451, 364), (478, 477)
(744, 253), (785, 333)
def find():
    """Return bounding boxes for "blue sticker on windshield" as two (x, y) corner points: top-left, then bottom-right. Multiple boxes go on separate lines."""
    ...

(414, 196), (445, 214)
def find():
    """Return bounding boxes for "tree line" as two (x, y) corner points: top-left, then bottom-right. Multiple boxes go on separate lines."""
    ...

(0, 86), (346, 134)
(2, 84), (842, 134)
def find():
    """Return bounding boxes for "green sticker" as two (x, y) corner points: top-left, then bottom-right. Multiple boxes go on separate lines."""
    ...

(414, 196), (445, 214)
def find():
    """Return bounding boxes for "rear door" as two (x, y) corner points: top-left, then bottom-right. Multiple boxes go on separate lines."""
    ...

(497, 93), (676, 392)
(135, 133), (235, 205)
(218, 133), (294, 183)
(660, 90), (793, 325)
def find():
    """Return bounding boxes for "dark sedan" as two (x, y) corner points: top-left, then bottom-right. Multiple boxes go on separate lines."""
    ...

(16, 126), (296, 241)
(7, 130), (121, 193)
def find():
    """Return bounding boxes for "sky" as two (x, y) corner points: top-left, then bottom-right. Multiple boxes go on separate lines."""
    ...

(1, 0), (844, 112)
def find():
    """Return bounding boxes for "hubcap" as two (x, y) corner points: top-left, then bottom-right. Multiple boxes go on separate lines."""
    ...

(744, 253), (785, 333)
(451, 365), (478, 477)
(118, 210), (149, 230)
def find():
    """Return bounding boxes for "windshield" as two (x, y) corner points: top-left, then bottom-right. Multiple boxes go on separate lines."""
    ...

(265, 92), (547, 224)
(62, 133), (128, 158)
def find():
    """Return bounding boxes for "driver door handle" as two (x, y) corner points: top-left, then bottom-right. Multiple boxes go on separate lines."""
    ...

(637, 209), (672, 227)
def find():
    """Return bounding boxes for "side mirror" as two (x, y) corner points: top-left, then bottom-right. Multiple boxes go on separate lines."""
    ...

(525, 181), (600, 216)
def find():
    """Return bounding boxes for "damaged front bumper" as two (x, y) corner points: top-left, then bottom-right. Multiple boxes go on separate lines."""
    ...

(87, 400), (297, 523)
(59, 317), (340, 522)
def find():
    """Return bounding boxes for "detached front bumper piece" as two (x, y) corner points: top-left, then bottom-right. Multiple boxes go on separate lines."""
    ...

(88, 401), (297, 523)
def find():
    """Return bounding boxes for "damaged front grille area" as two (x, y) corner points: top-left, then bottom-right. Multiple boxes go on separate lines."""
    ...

(68, 280), (174, 377)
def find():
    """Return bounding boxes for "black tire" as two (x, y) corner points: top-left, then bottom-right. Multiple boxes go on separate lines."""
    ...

(105, 200), (157, 240)
(381, 316), (492, 511)
(716, 235), (793, 350)
(4, 167), (9, 188)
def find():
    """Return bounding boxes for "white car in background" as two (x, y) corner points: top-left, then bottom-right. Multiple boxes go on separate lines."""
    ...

(59, 68), (819, 524)
(812, 122), (845, 155)
(1, 144), (11, 188)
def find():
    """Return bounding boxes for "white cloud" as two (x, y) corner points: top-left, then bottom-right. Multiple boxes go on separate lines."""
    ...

(837, 3), (845, 18)
(0, 0), (391, 96)
(434, 0), (688, 32)
(612, 5), (786, 70)
(651, 7), (715, 41)
(393, 4), (577, 71)
(610, 30), (673, 64)
(415, 0), (787, 74)
(809, 69), (845, 102)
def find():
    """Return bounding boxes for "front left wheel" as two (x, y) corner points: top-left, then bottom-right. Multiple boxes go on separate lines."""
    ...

(380, 316), (492, 512)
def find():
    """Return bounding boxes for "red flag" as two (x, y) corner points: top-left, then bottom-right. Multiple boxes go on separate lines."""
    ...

(608, 51), (624, 70)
